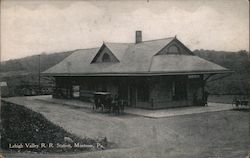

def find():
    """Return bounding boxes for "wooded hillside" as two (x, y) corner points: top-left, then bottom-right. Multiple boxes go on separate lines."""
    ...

(0, 49), (249, 96)
(1, 51), (74, 73)
(193, 49), (249, 94)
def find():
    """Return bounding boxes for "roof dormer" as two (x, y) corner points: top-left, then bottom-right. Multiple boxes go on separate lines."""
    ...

(91, 43), (119, 64)
(155, 38), (194, 56)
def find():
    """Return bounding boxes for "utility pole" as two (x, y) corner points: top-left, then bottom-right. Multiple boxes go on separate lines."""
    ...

(38, 54), (41, 95)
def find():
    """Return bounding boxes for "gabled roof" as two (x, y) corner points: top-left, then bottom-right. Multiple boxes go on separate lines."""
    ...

(150, 55), (228, 73)
(43, 37), (230, 76)
(104, 42), (132, 61)
(91, 43), (120, 63)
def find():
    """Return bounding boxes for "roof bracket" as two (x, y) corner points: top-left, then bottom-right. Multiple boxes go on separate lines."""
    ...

(206, 73), (232, 83)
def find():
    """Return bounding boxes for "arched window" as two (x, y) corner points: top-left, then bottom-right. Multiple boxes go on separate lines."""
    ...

(102, 53), (111, 62)
(167, 45), (179, 54)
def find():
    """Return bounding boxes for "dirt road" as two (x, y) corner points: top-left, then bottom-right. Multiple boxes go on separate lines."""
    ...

(1, 97), (249, 158)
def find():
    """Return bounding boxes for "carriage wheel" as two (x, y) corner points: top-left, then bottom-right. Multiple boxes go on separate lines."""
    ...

(232, 101), (238, 109)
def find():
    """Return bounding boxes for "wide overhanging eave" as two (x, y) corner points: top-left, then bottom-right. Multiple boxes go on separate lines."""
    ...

(42, 70), (233, 77)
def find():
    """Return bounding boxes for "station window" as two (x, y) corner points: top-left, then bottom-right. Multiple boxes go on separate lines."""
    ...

(172, 80), (187, 100)
(137, 83), (149, 102)
(167, 45), (179, 54)
(102, 53), (111, 62)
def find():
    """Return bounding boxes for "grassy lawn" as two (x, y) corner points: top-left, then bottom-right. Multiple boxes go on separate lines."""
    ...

(0, 101), (114, 153)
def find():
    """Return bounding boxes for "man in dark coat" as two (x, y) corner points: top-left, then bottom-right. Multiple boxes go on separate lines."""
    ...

(203, 90), (209, 106)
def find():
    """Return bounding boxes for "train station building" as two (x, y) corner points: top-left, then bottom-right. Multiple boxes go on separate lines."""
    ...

(43, 31), (230, 109)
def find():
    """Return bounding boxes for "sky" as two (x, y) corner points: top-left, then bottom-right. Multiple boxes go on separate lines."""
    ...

(1, 0), (249, 61)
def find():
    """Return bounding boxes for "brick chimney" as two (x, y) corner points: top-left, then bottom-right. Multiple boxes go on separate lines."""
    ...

(135, 31), (142, 43)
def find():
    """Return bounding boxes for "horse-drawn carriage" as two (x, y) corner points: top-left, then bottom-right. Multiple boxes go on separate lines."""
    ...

(232, 96), (249, 109)
(93, 92), (126, 114)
